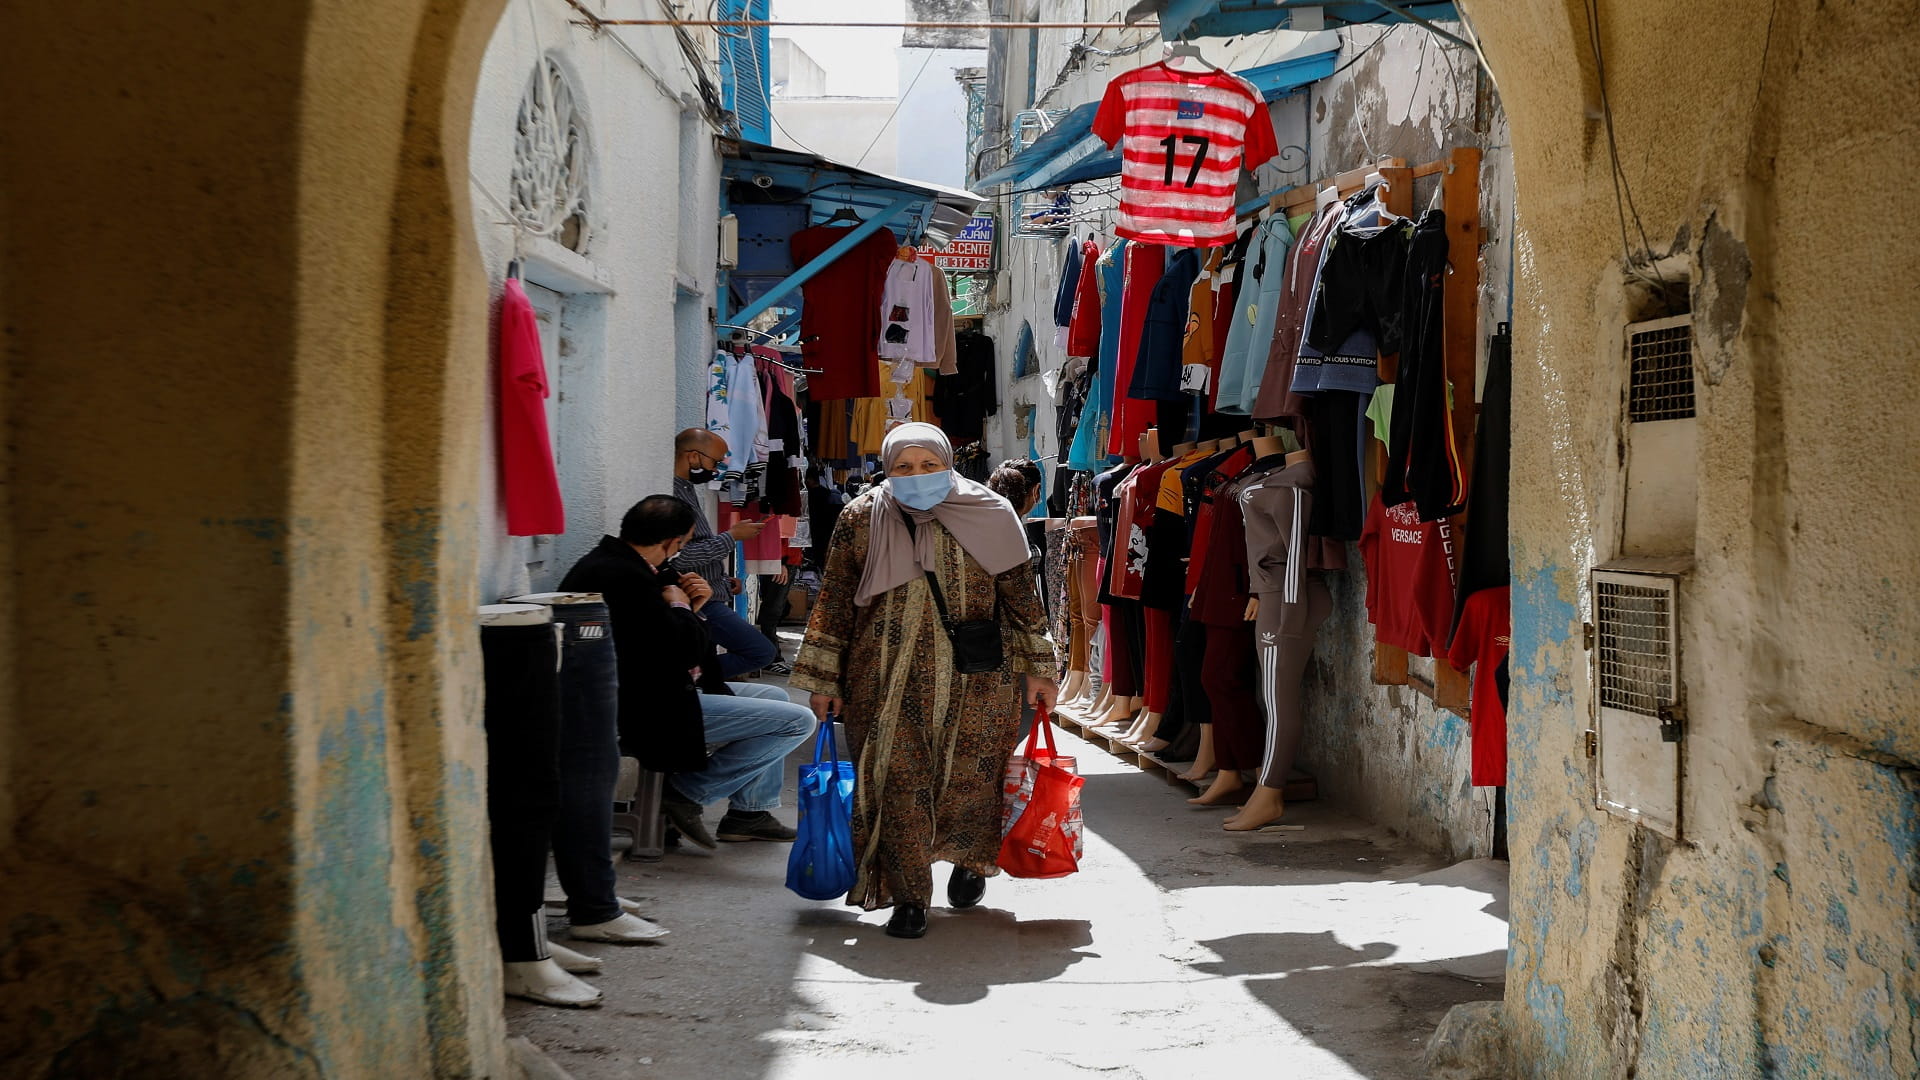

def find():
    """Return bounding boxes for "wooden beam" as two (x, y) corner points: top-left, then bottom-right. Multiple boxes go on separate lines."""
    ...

(1435, 144), (1483, 715)
(1374, 642), (1410, 685)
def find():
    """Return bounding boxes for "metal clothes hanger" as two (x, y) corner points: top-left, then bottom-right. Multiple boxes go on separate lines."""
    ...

(714, 323), (821, 372)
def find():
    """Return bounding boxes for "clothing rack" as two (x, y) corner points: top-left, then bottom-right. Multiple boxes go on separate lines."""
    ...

(714, 322), (821, 374)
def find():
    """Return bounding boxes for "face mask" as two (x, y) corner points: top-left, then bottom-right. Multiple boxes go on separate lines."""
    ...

(686, 455), (716, 484)
(891, 469), (953, 511)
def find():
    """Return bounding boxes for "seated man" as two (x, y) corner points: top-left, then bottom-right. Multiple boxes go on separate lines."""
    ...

(670, 428), (778, 677)
(559, 496), (815, 850)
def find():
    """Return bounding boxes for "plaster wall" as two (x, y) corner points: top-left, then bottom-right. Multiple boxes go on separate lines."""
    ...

(772, 38), (830, 97)
(1459, 0), (1920, 1075)
(0, 0), (518, 1075)
(896, 47), (986, 189)
(467, 2), (725, 601)
(769, 98), (904, 174)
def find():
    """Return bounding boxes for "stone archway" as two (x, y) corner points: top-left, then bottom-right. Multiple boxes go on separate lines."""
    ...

(0, 1), (516, 1075)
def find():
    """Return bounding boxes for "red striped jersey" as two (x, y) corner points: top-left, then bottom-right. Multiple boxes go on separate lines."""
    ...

(1091, 63), (1278, 248)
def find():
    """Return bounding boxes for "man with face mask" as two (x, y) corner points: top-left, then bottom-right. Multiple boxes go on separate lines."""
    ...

(560, 496), (816, 851)
(671, 428), (778, 678)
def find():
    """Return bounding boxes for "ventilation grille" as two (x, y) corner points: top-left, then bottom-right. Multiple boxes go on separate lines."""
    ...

(1594, 574), (1677, 718)
(1627, 316), (1695, 422)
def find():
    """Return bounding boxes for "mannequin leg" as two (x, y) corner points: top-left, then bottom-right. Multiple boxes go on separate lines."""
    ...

(1177, 724), (1216, 783)
(1097, 695), (1140, 730)
(1144, 619), (1208, 753)
(1060, 669), (1089, 702)
(1099, 600), (1143, 728)
(1199, 622), (1263, 778)
(1125, 607), (1174, 742)
(1120, 709), (1161, 745)
(1221, 584), (1328, 826)
(1189, 768), (1247, 805)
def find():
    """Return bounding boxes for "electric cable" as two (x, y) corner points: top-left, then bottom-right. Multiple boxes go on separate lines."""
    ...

(855, 45), (938, 167)
(1583, 0), (1671, 290)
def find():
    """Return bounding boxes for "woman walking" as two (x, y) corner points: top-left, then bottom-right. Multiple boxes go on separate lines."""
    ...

(792, 423), (1059, 938)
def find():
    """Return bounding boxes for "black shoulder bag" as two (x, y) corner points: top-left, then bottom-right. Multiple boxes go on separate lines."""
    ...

(899, 509), (1004, 674)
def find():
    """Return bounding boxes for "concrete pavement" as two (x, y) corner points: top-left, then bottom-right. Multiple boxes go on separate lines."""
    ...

(507, 683), (1507, 1080)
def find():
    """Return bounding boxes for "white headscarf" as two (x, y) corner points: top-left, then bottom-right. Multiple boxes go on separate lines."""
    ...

(852, 423), (1032, 607)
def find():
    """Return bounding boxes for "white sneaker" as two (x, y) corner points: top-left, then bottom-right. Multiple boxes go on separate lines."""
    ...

(544, 940), (604, 974)
(568, 912), (670, 944)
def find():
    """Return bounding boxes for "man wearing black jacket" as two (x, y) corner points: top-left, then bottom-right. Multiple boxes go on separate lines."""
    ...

(560, 496), (815, 850)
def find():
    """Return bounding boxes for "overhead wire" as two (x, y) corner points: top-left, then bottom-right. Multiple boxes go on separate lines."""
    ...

(856, 44), (938, 167)
(1582, 0), (1671, 290)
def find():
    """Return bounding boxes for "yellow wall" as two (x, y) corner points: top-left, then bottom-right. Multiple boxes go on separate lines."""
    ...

(0, 1), (508, 1074)
(1466, 0), (1920, 1074)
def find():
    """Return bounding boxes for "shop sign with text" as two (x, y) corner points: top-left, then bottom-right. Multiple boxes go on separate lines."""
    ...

(918, 215), (996, 272)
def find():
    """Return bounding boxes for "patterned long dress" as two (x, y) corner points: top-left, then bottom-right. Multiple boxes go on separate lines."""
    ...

(791, 490), (1059, 910)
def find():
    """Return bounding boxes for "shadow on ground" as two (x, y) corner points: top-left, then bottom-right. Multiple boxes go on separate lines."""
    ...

(792, 905), (1094, 1004)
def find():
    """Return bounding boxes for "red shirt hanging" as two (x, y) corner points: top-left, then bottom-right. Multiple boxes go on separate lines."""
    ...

(789, 224), (898, 401)
(1357, 493), (1457, 657)
(497, 278), (566, 536)
(1447, 586), (1512, 787)
(1090, 62), (1279, 248)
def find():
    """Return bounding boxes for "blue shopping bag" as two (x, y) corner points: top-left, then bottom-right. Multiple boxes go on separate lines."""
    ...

(785, 719), (857, 901)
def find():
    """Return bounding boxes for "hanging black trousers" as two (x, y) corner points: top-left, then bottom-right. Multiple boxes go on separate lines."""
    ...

(549, 601), (624, 927)
(482, 620), (562, 963)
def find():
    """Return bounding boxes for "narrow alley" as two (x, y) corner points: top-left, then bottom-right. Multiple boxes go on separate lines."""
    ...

(508, 671), (1505, 1080)
(5, 2), (1918, 1079)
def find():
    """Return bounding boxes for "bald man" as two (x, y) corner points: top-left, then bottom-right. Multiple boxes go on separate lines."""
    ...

(671, 429), (776, 678)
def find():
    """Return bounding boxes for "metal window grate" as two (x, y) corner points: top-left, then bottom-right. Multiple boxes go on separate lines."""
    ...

(1595, 577), (1675, 718)
(1627, 318), (1695, 422)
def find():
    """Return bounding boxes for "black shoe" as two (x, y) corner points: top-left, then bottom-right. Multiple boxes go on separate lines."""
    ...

(659, 787), (717, 850)
(947, 866), (986, 910)
(885, 903), (928, 939)
(716, 810), (798, 843)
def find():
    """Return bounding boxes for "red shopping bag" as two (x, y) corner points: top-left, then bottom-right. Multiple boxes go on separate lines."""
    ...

(998, 707), (1085, 879)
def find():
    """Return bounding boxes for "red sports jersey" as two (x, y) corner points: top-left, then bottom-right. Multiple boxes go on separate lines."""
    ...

(1448, 586), (1511, 787)
(1091, 62), (1279, 248)
(1357, 493), (1457, 657)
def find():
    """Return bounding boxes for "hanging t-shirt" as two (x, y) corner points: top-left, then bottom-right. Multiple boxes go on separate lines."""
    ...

(1130, 247), (1203, 402)
(1214, 215), (1289, 414)
(877, 257), (938, 366)
(1107, 242), (1165, 457)
(1357, 493), (1457, 657)
(1448, 585), (1511, 787)
(1090, 61), (1280, 248)
(497, 278), (566, 536)
(1052, 239), (1084, 349)
(790, 224), (898, 401)
(1066, 238), (1104, 360)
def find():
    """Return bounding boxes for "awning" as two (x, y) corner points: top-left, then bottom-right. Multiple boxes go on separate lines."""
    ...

(719, 140), (985, 326)
(1239, 46), (1341, 99)
(720, 139), (983, 249)
(974, 38), (1339, 193)
(1128, 0), (1458, 41)
(973, 104), (1100, 190)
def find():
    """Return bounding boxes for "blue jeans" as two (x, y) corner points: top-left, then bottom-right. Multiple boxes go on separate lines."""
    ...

(701, 599), (777, 678)
(673, 683), (816, 812)
(548, 602), (622, 926)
